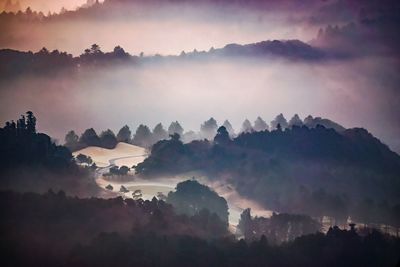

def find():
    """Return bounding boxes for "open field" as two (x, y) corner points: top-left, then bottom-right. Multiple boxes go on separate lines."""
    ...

(73, 142), (148, 167)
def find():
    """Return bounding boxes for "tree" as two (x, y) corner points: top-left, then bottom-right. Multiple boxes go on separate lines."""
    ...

(105, 184), (113, 190)
(200, 117), (218, 140)
(80, 128), (101, 147)
(271, 114), (288, 130)
(152, 123), (168, 143)
(241, 119), (253, 133)
(16, 115), (26, 135)
(288, 114), (303, 128)
(120, 185), (129, 193)
(222, 120), (235, 136)
(132, 124), (152, 147)
(76, 153), (93, 165)
(38, 47), (50, 55)
(116, 125), (131, 143)
(90, 44), (102, 54)
(100, 129), (117, 149)
(119, 166), (130, 175)
(238, 208), (255, 240)
(113, 46), (128, 58)
(65, 130), (79, 151)
(254, 116), (269, 131)
(168, 121), (184, 136)
(214, 126), (230, 145)
(26, 111), (36, 134)
(166, 180), (229, 223)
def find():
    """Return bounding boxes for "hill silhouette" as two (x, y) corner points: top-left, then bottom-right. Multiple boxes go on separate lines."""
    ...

(136, 123), (400, 229)
(0, 39), (326, 79)
(1, 191), (399, 267)
(0, 112), (98, 196)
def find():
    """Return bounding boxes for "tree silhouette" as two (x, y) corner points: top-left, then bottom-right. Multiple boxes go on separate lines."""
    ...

(100, 129), (117, 149)
(271, 113), (288, 130)
(254, 116), (269, 131)
(116, 125), (131, 143)
(26, 111), (36, 134)
(65, 130), (80, 151)
(168, 121), (184, 136)
(222, 120), (235, 136)
(153, 123), (168, 142)
(200, 117), (218, 140)
(90, 44), (102, 54)
(241, 119), (253, 133)
(288, 114), (303, 128)
(79, 128), (101, 147)
(214, 126), (230, 145)
(132, 124), (152, 147)
(167, 179), (229, 223)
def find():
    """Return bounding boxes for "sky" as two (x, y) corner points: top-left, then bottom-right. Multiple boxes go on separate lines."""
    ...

(0, 0), (399, 152)
(0, 0), (94, 13)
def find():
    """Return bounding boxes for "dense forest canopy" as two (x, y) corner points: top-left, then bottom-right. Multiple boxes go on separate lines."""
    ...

(136, 124), (400, 230)
(166, 179), (229, 224)
(0, 112), (98, 196)
(63, 113), (348, 151)
(1, 190), (399, 267)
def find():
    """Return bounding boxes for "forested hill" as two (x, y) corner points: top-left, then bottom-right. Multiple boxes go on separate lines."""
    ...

(234, 126), (400, 172)
(0, 38), (325, 79)
(0, 112), (98, 196)
(136, 125), (400, 228)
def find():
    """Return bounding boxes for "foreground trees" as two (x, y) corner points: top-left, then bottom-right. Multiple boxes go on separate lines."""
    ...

(1, 191), (399, 267)
(238, 209), (321, 244)
(166, 180), (229, 224)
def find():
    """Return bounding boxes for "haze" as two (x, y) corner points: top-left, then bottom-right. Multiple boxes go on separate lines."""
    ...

(0, 0), (399, 151)
(1, 56), (399, 152)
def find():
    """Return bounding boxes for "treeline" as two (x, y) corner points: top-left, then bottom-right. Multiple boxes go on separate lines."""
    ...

(0, 190), (230, 266)
(0, 112), (98, 196)
(1, 38), (327, 79)
(0, 111), (72, 170)
(238, 209), (322, 244)
(1, 190), (399, 267)
(66, 227), (400, 267)
(0, 44), (135, 79)
(136, 124), (400, 230)
(65, 114), (345, 151)
(65, 121), (183, 151)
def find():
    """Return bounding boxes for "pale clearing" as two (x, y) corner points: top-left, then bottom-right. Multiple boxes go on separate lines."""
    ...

(73, 142), (148, 167)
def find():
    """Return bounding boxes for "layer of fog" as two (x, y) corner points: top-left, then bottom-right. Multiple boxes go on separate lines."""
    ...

(0, 56), (399, 152)
(1, 3), (317, 56)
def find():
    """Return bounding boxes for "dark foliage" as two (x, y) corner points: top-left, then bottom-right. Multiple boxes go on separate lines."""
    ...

(76, 153), (93, 165)
(99, 129), (118, 149)
(238, 208), (321, 244)
(0, 112), (98, 196)
(0, 190), (231, 267)
(167, 179), (229, 224)
(0, 191), (399, 267)
(137, 125), (400, 228)
(117, 125), (132, 143)
(0, 111), (72, 170)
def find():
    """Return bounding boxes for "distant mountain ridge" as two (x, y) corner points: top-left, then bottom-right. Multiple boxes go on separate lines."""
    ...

(0, 39), (327, 79)
(209, 40), (325, 60)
